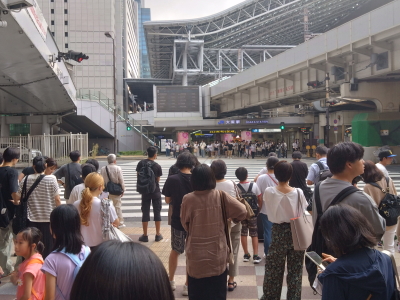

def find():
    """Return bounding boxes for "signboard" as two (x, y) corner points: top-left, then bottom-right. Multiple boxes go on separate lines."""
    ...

(380, 130), (389, 136)
(209, 130), (236, 134)
(217, 120), (241, 125)
(252, 129), (281, 133)
(156, 86), (200, 112)
(334, 126), (338, 133)
(27, 0), (48, 41)
(242, 119), (269, 124)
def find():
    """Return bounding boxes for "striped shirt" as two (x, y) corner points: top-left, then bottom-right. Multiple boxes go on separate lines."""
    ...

(18, 174), (59, 222)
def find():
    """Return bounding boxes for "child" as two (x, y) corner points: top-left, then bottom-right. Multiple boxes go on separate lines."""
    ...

(11, 227), (46, 300)
(42, 204), (90, 300)
(235, 167), (263, 264)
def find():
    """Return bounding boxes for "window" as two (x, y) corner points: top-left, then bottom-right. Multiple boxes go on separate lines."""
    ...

(52, 32), (55, 36)
(51, 0), (54, 2)
(51, 9), (54, 13)
(51, 20), (54, 25)
(64, 9), (68, 14)
(65, 20), (68, 25)
(65, 43), (68, 48)
(64, 0), (67, 2)
(65, 32), (68, 37)
(9, 124), (30, 136)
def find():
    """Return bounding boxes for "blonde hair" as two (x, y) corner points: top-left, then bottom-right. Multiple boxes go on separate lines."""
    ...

(80, 172), (104, 226)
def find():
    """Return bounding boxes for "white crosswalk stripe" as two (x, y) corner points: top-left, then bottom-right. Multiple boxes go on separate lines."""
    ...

(60, 159), (400, 221)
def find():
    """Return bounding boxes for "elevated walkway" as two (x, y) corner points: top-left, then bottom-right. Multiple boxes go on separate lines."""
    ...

(208, 0), (400, 116)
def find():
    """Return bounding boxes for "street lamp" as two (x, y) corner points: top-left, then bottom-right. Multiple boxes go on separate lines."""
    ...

(104, 31), (117, 154)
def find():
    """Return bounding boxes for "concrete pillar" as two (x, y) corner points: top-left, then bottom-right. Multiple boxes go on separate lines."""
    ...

(42, 115), (51, 135)
(1, 116), (9, 137)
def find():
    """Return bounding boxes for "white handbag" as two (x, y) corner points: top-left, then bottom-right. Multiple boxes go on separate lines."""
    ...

(290, 189), (313, 251)
(101, 199), (132, 242)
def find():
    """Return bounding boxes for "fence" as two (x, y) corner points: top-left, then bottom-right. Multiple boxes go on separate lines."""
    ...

(0, 133), (88, 167)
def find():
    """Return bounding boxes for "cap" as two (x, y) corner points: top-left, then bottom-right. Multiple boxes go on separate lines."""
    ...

(378, 150), (397, 159)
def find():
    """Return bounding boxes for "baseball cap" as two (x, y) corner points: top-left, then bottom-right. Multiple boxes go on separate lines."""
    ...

(378, 150), (397, 159)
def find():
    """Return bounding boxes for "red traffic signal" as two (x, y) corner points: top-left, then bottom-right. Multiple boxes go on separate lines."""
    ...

(67, 50), (89, 63)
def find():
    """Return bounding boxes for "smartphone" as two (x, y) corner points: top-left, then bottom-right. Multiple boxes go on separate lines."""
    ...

(306, 251), (328, 270)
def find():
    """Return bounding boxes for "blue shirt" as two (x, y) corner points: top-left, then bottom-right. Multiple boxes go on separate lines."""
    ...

(306, 157), (328, 184)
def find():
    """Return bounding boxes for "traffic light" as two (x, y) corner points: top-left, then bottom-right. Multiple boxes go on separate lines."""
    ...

(280, 122), (285, 130)
(127, 124), (132, 131)
(307, 81), (323, 88)
(67, 51), (89, 63)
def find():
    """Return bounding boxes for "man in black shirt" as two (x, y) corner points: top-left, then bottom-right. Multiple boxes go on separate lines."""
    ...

(54, 151), (82, 201)
(136, 146), (163, 242)
(162, 152), (195, 294)
(289, 151), (311, 202)
(0, 147), (20, 276)
(18, 156), (48, 182)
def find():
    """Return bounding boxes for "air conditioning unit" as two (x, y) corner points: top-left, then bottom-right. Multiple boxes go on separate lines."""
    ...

(5, 0), (34, 9)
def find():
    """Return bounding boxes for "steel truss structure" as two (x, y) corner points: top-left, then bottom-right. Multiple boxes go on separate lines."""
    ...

(144, 0), (384, 85)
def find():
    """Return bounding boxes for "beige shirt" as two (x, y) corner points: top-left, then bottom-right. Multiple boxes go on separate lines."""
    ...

(363, 177), (397, 207)
(181, 189), (246, 279)
(100, 163), (125, 192)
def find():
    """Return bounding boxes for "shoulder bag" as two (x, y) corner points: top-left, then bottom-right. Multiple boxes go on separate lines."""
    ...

(368, 178), (400, 226)
(104, 166), (124, 196)
(12, 175), (45, 235)
(382, 250), (400, 300)
(100, 199), (132, 242)
(219, 190), (234, 265)
(290, 189), (313, 251)
(232, 181), (255, 219)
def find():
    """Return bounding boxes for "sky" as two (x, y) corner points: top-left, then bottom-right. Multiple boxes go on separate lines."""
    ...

(145, 0), (246, 21)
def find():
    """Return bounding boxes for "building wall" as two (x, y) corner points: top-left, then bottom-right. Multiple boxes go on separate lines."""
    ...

(135, 0), (151, 78)
(36, 0), (139, 114)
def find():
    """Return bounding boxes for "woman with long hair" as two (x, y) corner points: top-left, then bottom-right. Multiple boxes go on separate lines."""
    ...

(73, 172), (119, 248)
(362, 160), (398, 253)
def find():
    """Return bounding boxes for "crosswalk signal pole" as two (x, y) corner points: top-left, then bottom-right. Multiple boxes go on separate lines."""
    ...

(325, 72), (330, 148)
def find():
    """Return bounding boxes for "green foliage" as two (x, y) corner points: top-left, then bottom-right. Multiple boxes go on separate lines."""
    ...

(91, 144), (99, 158)
(118, 150), (142, 156)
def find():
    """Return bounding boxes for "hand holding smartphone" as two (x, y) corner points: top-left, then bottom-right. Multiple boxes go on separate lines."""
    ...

(306, 251), (329, 271)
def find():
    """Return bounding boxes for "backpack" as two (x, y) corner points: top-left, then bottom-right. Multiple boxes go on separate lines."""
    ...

(315, 161), (332, 183)
(305, 183), (359, 292)
(54, 246), (90, 300)
(136, 160), (156, 194)
(237, 183), (259, 214)
(67, 163), (83, 192)
(368, 177), (400, 226)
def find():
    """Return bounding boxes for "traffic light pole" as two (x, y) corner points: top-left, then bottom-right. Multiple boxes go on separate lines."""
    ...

(325, 72), (330, 148)
(110, 38), (117, 154)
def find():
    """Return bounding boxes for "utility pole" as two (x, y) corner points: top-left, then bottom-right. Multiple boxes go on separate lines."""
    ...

(325, 72), (330, 148)
(105, 32), (117, 154)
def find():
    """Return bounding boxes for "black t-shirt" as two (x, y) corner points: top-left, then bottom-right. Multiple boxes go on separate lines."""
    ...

(168, 164), (179, 177)
(228, 143), (233, 150)
(0, 166), (19, 221)
(289, 160), (308, 189)
(22, 167), (35, 176)
(136, 159), (163, 193)
(162, 172), (192, 231)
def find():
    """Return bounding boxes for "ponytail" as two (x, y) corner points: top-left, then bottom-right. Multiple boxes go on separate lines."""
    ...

(36, 241), (45, 255)
(19, 227), (44, 256)
(79, 187), (93, 226)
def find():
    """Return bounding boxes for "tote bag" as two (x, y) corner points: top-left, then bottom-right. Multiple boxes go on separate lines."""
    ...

(290, 189), (313, 251)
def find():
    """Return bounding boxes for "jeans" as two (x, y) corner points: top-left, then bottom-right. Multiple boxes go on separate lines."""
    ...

(200, 149), (205, 157)
(166, 148), (170, 156)
(0, 222), (14, 276)
(260, 213), (273, 255)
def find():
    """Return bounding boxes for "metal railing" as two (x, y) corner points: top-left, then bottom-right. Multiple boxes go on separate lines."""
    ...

(0, 133), (88, 167)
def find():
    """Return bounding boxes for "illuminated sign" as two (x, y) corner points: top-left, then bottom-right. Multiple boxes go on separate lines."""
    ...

(209, 130), (236, 134)
(252, 129), (282, 133)
(217, 120), (241, 125)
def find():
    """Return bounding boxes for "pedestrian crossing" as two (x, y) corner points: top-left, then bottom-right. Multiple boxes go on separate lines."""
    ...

(61, 158), (400, 221)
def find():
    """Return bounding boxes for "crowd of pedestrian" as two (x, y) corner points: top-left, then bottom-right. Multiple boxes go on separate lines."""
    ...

(0, 141), (398, 300)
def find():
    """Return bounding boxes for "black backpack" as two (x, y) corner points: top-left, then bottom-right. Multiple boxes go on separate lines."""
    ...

(368, 177), (400, 226)
(315, 161), (332, 183)
(137, 160), (156, 194)
(67, 163), (83, 192)
(237, 183), (259, 214)
(305, 183), (359, 292)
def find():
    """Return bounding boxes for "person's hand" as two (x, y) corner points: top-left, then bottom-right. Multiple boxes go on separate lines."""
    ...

(0, 266), (4, 276)
(10, 271), (18, 285)
(322, 253), (337, 263)
(9, 199), (20, 206)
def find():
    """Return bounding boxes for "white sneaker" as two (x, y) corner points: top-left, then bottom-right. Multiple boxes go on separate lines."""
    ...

(118, 224), (126, 229)
(170, 280), (176, 291)
(182, 285), (188, 296)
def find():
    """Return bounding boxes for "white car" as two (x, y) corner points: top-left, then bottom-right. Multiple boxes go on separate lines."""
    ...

(0, 144), (42, 162)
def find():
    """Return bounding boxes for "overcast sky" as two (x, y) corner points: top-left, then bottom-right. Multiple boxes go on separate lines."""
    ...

(145, 0), (245, 21)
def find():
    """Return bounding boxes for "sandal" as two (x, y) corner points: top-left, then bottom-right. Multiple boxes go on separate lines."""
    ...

(228, 282), (237, 292)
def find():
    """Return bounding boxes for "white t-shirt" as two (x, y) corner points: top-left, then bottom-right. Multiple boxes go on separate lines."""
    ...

(74, 197), (118, 247)
(258, 167), (268, 176)
(237, 182), (261, 197)
(263, 187), (307, 224)
(68, 183), (85, 204)
(257, 174), (278, 215)
(376, 163), (390, 178)
(215, 180), (236, 198)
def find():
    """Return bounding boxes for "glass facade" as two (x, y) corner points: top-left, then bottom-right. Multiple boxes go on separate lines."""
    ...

(136, 0), (151, 78)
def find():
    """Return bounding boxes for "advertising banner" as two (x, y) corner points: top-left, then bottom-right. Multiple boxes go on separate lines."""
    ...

(177, 132), (189, 144)
(241, 131), (252, 141)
